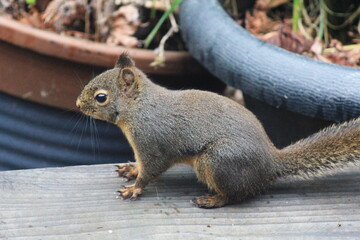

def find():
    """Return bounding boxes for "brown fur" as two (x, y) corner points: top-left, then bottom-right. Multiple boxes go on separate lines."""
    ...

(177, 155), (198, 168)
(277, 118), (360, 178)
(77, 53), (360, 208)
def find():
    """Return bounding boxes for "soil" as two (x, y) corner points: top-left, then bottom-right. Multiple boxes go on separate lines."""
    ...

(0, 0), (185, 51)
(226, 0), (360, 68)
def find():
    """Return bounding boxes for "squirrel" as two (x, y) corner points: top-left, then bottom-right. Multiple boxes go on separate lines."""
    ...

(76, 53), (360, 208)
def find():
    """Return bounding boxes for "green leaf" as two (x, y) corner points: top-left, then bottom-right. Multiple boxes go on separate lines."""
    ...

(144, 0), (183, 48)
(26, 0), (36, 5)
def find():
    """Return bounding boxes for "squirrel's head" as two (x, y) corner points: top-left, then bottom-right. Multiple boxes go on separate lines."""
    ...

(76, 53), (142, 124)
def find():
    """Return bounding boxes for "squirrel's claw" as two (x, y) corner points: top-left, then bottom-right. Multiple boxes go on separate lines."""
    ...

(130, 192), (140, 201)
(118, 184), (142, 200)
(115, 163), (138, 180)
(123, 171), (137, 181)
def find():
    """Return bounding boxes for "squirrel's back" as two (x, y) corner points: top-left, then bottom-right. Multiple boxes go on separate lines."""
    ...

(133, 85), (276, 154)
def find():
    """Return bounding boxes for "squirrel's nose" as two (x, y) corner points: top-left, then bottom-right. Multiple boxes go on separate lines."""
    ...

(76, 99), (81, 109)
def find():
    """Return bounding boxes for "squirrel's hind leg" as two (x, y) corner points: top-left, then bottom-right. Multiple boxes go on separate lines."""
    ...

(193, 139), (268, 208)
(192, 145), (233, 208)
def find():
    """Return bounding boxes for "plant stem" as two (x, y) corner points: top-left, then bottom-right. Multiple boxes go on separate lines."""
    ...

(150, 0), (157, 19)
(292, 0), (302, 33)
(144, 0), (183, 48)
(231, 0), (238, 18)
(317, 0), (325, 40)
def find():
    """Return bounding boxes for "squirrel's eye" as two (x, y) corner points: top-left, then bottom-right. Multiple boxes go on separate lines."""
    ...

(94, 90), (109, 105)
(95, 93), (107, 103)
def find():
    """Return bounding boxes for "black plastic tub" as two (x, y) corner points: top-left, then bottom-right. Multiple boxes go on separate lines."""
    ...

(0, 91), (133, 171)
(180, 0), (360, 148)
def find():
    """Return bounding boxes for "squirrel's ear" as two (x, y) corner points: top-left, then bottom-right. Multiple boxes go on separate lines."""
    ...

(118, 68), (138, 96)
(115, 52), (134, 68)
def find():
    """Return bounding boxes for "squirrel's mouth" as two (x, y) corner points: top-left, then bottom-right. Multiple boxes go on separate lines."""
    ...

(78, 107), (96, 118)
(83, 110), (112, 123)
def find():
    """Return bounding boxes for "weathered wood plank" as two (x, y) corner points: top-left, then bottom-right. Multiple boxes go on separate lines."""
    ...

(0, 164), (360, 239)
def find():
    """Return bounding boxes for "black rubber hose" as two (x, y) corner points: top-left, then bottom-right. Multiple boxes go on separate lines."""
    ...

(179, 0), (360, 122)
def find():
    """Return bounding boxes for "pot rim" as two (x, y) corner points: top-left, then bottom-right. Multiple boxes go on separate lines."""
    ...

(0, 16), (198, 75)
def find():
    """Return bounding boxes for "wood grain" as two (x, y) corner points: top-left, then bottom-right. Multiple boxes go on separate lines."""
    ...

(1, 164), (360, 239)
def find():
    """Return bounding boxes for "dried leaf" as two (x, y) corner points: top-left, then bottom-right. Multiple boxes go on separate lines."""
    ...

(323, 42), (360, 68)
(35, 0), (52, 12)
(1, 0), (27, 18)
(260, 24), (314, 54)
(106, 4), (140, 47)
(116, 3), (139, 23)
(92, 0), (115, 41)
(18, 9), (45, 28)
(245, 10), (269, 34)
(245, 0), (284, 35)
(43, 0), (86, 32)
(245, 0), (359, 68)
(115, 0), (168, 11)
(309, 38), (323, 56)
(256, 0), (288, 10)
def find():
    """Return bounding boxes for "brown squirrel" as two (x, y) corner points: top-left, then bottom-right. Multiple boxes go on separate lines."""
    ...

(76, 53), (360, 208)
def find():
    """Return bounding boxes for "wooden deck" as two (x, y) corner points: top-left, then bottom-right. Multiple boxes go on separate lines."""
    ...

(0, 164), (359, 239)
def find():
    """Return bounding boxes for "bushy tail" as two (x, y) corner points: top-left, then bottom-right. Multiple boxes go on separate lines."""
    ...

(277, 118), (360, 178)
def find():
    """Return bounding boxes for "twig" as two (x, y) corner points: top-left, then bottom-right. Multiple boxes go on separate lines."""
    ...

(298, 19), (312, 40)
(144, 0), (182, 48)
(231, 0), (238, 18)
(95, 0), (104, 41)
(167, 0), (177, 28)
(302, 5), (320, 29)
(84, 0), (90, 34)
(321, 1), (354, 17)
(150, 0), (179, 68)
(325, 6), (360, 30)
(324, 43), (360, 54)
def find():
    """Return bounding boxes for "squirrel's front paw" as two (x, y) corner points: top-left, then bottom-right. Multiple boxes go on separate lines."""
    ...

(118, 184), (143, 200)
(115, 162), (138, 181)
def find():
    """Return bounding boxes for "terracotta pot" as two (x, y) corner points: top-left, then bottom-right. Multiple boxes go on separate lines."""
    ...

(0, 16), (213, 110)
